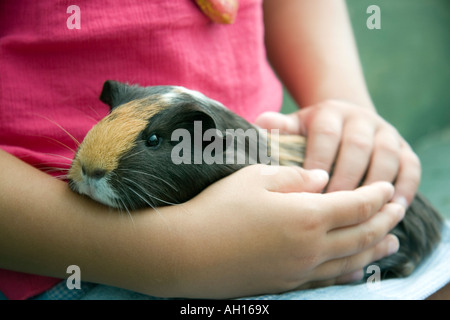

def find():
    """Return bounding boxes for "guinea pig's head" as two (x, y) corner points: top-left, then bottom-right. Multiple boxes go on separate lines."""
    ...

(68, 80), (240, 210)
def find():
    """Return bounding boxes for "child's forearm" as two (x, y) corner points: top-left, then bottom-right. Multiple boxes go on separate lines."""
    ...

(0, 149), (186, 296)
(263, 0), (375, 110)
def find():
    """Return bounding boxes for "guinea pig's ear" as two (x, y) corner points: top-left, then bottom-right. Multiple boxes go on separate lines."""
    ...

(99, 80), (151, 111)
(170, 104), (228, 151)
(173, 105), (218, 133)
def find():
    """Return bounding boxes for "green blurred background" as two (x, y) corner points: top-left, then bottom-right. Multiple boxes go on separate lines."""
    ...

(281, 0), (450, 218)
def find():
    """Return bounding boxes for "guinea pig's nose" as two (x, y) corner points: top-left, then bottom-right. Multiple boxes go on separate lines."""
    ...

(90, 169), (106, 179)
(81, 165), (106, 180)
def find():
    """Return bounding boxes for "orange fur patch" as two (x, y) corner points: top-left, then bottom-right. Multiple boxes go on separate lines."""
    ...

(268, 133), (306, 167)
(68, 98), (164, 182)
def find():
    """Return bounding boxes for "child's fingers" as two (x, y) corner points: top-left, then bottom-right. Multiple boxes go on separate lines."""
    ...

(362, 127), (402, 188)
(325, 202), (404, 258)
(301, 107), (343, 174)
(253, 111), (301, 134)
(308, 234), (400, 285)
(320, 181), (395, 230)
(326, 120), (375, 192)
(256, 165), (329, 194)
(392, 142), (422, 207)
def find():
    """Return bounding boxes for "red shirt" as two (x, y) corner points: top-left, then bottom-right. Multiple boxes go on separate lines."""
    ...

(0, 0), (282, 299)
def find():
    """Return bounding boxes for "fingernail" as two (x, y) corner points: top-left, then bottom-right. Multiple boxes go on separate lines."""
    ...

(349, 269), (364, 282)
(336, 270), (364, 284)
(309, 169), (329, 182)
(393, 196), (408, 209)
(397, 205), (406, 220)
(388, 236), (400, 255)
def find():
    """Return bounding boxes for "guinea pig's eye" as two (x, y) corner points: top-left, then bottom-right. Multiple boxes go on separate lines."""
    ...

(146, 133), (162, 149)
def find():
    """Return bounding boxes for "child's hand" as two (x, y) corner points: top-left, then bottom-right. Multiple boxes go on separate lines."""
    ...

(255, 100), (421, 207)
(175, 165), (403, 298)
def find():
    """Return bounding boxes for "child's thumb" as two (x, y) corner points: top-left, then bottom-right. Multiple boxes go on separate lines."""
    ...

(262, 166), (329, 194)
(254, 112), (301, 134)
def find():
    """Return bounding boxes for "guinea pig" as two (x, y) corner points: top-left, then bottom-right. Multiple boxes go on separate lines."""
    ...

(68, 80), (443, 279)
(68, 81), (305, 209)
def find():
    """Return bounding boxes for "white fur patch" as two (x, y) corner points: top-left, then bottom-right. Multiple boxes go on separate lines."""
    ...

(76, 173), (119, 208)
(175, 86), (209, 101)
(163, 86), (226, 109)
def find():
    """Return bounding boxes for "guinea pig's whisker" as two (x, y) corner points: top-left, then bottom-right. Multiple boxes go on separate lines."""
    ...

(85, 104), (102, 121)
(121, 177), (178, 207)
(39, 167), (70, 174)
(49, 138), (77, 154)
(119, 180), (171, 228)
(115, 197), (136, 229)
(30, 134), (77, 154)
(52, 174), (69, 181)
(41, 152), (74, 163)
(36, 162), (71, 168)
(120, 149), (147, 161)
(35, 114), (81, 147)
(126, 185), (156, 209)
(35, 165), (69, 180)
(109, 172), (149, 212)
(118, 168), (179, 193)
(35, 163), (71, 179)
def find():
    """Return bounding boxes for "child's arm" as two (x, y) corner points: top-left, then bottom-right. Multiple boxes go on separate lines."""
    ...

(263, 0), (374, 110)
(0, 149), (403, 298)
(261, 0), (420, 207)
